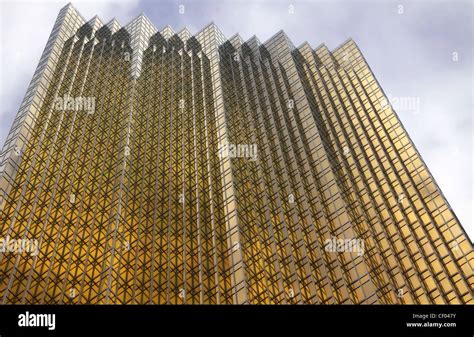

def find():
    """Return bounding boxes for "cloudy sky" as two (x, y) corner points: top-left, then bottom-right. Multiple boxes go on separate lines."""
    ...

(0, 0), (472, 240)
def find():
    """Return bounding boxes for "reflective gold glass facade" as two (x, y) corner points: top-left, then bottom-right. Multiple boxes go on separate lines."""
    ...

(0, 4), (472, 304)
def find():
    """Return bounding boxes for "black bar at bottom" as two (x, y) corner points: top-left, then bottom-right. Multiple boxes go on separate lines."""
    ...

(0, 304), (472, 337)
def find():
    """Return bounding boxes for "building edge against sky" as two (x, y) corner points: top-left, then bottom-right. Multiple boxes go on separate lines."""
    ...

(0, 3), (472, 304)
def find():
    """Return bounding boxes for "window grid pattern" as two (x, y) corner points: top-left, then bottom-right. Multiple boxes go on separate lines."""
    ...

(0, 6), (472, 305)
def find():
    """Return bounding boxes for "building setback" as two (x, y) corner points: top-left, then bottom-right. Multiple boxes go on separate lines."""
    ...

(0, 3), (472, 304)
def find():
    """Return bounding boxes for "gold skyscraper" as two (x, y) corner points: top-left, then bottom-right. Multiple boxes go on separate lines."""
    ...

(0, 4), (472, 304)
